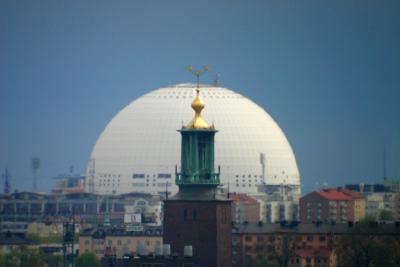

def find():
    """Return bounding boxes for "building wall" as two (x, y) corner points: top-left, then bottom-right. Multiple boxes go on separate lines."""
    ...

(232, 227), (338, 267)
(79, 235), (162, 258)
(300, 192), (356, 223)
(394, 193), (400, 220)
(300, 193), (329, 222)
(230, 194), (260, 223)
(164, 200), (232, 267)
(364, 192), (397, 219)
(0, 192), (162, 225)
(353, 198), (366, 221)
(26, 222), (64, 237)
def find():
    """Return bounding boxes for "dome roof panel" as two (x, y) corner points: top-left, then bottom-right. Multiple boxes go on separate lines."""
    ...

(87, 84), (300, 195)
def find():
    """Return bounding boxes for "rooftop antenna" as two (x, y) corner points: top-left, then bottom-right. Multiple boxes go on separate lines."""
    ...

(87, 158), (96, 193)
(213, 74), (220, 87)
(31, 157), (40, 192)
(165, 181), (170, 200)
(2, 168), (11, 194)
(185, 65), (209, 91)
(383, 145), (387, 181)
(227, 175), (230, 199)
(260, 153), (266, 183)
(69, 165), (74, 176)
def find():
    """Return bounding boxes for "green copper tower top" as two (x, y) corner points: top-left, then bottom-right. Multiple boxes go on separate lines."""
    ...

(175, 71), (220, 188)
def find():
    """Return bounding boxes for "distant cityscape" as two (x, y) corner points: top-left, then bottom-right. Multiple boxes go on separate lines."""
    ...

(1, 83), (400, 267)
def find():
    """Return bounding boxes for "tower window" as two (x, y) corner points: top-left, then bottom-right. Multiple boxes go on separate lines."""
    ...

(193, 208), (197, 220)
(184, 209), (188, 221)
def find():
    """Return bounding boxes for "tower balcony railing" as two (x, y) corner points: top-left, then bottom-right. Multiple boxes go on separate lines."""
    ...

(175, 172), (220, 186)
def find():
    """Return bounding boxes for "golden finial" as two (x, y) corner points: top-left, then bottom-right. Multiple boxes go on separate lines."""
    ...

(185, 65), (211, 129)
(186, 65), (209, 90)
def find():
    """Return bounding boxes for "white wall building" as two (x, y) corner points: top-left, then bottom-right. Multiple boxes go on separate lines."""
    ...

(86, 83), (301, 199)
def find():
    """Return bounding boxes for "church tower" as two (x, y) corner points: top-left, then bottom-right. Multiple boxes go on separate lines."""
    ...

(163, 85), (232, 267)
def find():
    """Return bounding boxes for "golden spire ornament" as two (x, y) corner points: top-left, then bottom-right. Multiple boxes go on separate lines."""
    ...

(185, 65), (212, 129)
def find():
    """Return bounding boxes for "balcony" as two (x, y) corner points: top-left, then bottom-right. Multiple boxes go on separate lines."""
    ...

(175, 172), (220, 186)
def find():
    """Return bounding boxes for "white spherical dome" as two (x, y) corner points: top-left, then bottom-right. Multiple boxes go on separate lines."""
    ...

(86, 84), (300, 195)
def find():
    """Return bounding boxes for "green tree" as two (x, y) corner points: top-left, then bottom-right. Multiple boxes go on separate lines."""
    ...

(3, 246), (45, 267)
(336, 218), (400, 267)
(75, 252), (100, 267)
(255, 255), (272, 267)
(379, 209), (393, 221)
(0, 253), (6, 267)
(44, 254), (63, 267)
(25, 232), (42, 244)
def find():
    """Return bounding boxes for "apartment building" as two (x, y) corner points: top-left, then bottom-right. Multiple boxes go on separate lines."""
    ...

(300, 188), (365, 223)
(79, 226), (163, 258)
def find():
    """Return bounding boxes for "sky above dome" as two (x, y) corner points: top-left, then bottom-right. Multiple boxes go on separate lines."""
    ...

(0, 0), (399, 193)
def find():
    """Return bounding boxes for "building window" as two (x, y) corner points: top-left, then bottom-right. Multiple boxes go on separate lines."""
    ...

(245, 235), (252, 242)
(319, 236), (326, 242)
(307, 235), (314, 241)
(137, 201), (146, 206)
(158, 173), (171, 179)
(184, 209), (188, 221)
(193, 208), (197, 220)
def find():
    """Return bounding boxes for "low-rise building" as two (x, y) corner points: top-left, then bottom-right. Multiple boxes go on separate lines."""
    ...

(79, 226), (163, 258)
(345, 182), (398, 220)
(300, 188), (365, 223)
(0, 191), (162, 225)
(232, 222), (342, 267)
(339, 189), (365, 221)
(394, 193), (400, 220)
(256, 185), (300, 223)
(0, 232), (31, 254)
(232, 222), (400, 267)
(229, 193), (260, 223)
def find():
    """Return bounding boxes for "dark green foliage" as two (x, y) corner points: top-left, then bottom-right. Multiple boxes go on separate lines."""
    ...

(2, 246), (45, 267)
(25, 232), (64, 244)
(336, 218), (400, 267)
(75, 252), (100, 267)
(379, 209), (393, 221)
(44, 254), (63, 267)
(0, 254), (5, 267)
(25, 232), (42, 244)
(255, 255), (272, 267)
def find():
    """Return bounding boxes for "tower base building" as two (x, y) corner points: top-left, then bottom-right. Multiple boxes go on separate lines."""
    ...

(163, 86), (232, 267)
(164, 192), (232, 267)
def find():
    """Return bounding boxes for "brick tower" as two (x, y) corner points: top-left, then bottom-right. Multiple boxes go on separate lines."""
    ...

(163, 84), (232, 267)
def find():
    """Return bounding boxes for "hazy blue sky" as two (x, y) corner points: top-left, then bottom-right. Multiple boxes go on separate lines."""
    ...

(1, 1), (399, 193)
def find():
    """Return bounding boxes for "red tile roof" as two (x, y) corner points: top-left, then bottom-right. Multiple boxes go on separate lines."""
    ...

(228, 193), (258, 204)
(338, 188), (363, 199)
(317, 189), (352, 201)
